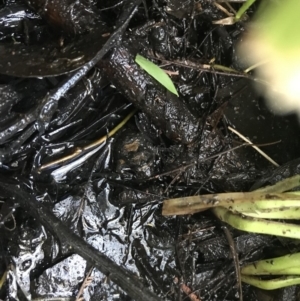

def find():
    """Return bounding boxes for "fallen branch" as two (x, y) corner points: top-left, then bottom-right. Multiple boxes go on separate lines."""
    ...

(0, 181), (161, 301)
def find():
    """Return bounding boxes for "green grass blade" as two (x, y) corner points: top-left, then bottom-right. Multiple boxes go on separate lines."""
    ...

(241, 275), (300, 290)
(236, 208), (300, 220)
(135, 54), (179, 96)
(212, 207), (300, 240)
(254, 175), (300, 193)
(241, 253), (300, 276)
(235, 0), (256, 21)
(162, 192), (300, 216)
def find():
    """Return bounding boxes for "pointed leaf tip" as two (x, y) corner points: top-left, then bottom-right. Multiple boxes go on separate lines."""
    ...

(135, 54), (179, 96)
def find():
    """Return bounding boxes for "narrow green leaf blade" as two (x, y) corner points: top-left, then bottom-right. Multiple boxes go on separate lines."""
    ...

(135, 54), (179, 96)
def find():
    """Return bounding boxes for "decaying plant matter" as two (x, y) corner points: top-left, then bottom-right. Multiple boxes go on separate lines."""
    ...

(1, 1), (300, 301)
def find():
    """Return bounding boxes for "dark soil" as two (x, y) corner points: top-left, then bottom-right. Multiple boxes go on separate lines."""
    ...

(1, 1), (300, 301)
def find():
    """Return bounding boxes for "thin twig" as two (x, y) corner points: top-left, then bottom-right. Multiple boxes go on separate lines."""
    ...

(164, 171), (182, 193)
(39, 109), (137, 170)
(149, 55), (275, 88)
(244, 59), (270, 73)
(75, 267), (94, 301)
(0, 269), (7, 289)
(0, 0), (141, 147)
(154, 57), (251, 79)
(148, 143), (248, 180)
(214, 2), (234, 17)
(161, 68), (179, 76)
(224, 2), (236, 14)
(147, 140), (279, 180)
(228, 126), (279, 167)
(222, 226), (243, 301)
(0, 182), (161, 301)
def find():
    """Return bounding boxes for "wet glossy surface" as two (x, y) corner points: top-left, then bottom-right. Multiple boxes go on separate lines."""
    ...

(0, 26), (109, 77)
(0, 1), (300, 301)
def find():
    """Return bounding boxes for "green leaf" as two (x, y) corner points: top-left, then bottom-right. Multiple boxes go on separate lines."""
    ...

(254, 0), (300, 52)
(135, 54), (179, 96)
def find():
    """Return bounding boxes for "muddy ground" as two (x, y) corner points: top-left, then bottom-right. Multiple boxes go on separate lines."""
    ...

(1, 1), (300, 300)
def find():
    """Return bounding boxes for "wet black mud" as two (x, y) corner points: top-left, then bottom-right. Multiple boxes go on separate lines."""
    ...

(1, 1), (300, 301)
